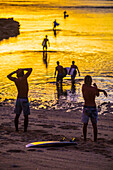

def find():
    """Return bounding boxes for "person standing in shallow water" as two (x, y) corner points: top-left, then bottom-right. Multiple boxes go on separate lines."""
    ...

(7, 68), (32, 132)
(42, 35), (50, 51)
(54, 61), (63, 88)
(69, 61), (80, 85)
(82, 75), (107, 142)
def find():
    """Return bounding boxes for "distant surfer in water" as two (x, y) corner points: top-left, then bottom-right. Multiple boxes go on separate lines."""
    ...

(53, 19), (59, 30)
(82, 75), (107, 142)
(64, 11), (69, 19)
(42, 35), (50, 51)
(7, 68), (32, 132)
(54, 61), (63, 88)
(69, 61), (80, 85)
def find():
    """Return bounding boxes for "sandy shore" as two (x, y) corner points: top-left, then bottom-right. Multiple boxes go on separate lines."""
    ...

(0, 102), (113, 170)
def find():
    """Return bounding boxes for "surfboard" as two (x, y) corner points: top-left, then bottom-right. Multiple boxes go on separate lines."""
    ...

(65, 14), (69, 17)
(54, 21), (60, 27)
(26, 140), (77, 148)
(65, 67), (77, 76)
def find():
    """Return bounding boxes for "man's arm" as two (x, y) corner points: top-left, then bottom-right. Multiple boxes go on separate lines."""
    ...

(93, 83), (107, 97)
(7, 70), (17, 81)
(54, 68), (56, 78)
(77, 67), (80, 76)
(98, 89), (107, 97)
(21, 68), (32, 78)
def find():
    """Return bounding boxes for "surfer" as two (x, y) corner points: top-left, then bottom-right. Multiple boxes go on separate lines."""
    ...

(42, 35), (50, 51)
(54, 61), (63, 87)
(53, 19), (59, 30)
(82, 75), (107, 142)
(69, 61), (80, 85)
(7, 68), (32, 132)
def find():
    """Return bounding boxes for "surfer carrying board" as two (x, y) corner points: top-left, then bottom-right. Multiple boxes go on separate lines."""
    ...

(64, 11), (69, 19)
(54, 61), (63, 87)
(69, 61), (80, 85)
(82, 75), (107, 142)
(7, 68), (32, 132)
(53, 19), (59, 30)
(42, 35), (50, 51)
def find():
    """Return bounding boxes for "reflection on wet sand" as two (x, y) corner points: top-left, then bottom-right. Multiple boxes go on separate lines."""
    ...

(43, 51), (50, 68)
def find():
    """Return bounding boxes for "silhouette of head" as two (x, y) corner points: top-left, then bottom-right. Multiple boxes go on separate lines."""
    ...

(46, 35), (48, 38)
(72, 61), (75, 64)
(57, 61), (59, 65)
(84, 75), (92, 85)
(17, 70), (24, 78)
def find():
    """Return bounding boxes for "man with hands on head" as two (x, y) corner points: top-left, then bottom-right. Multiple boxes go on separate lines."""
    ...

(7, 68), (32, 132)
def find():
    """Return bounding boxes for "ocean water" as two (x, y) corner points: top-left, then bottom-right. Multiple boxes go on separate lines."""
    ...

(0, 0), (113, 110)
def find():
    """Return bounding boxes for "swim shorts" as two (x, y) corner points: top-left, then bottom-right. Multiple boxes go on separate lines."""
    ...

(57, 74), (63, 82)
(14, 98), (30, 115)
(81, 106), (98, 124)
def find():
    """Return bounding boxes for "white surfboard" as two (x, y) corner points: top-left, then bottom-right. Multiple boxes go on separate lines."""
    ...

(65, 67), (76, 76)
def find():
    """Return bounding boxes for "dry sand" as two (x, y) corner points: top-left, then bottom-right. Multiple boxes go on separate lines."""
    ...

(0, 102), (113, 170)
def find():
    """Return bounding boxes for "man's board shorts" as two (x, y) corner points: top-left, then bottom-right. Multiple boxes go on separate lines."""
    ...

(14, 98), (30, 115)
(57, 73), (63, 82)
(81, 106), (98, 124)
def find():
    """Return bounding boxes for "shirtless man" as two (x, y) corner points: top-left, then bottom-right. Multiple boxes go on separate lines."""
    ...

(69, 61), (80, 84)
(7, 68), (32, 132)
(82, 75), (107, 142)
(42, 35), (50, 51)
(54, 61), (63, 86)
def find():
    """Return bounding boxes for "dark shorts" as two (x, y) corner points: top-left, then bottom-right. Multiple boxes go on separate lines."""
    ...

(57, 74), (63, 82)
(81, 106), (98, 124)
(14, 98), (30, 115)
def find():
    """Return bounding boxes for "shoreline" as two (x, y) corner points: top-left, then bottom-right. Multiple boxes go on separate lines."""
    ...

(0, 18), (20, 41)
(0, 103), (113, 169)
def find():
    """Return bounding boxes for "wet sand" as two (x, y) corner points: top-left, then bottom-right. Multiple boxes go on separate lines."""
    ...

(0, 102), (113, 170)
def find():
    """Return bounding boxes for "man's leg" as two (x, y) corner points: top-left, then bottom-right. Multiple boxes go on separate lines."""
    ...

(83, 123), (88, 141)
(14, 114), (20, 132)
(24, 115), (28, 132)
(92, 123), (97, 142)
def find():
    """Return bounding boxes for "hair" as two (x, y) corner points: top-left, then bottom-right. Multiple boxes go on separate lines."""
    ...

(72, 61), (75, 64)
(17, 70), (24, 78)
(84, 75), (92, 85)
(57, 61), (59, 65)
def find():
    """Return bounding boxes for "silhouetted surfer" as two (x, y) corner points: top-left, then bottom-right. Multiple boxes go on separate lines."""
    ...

(54, 61), (63, 88)
(53, 19), (59, 30)
(42, 35), (50, 51)
(64, 11), (69, 19)
(69, 61), (80, 85)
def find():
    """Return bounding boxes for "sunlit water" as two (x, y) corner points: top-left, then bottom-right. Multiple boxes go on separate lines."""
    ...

(0, 0), (113, 110)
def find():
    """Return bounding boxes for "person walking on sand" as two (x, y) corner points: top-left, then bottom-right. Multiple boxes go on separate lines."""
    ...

(82, 75), (107, 142)
(42, 35), (50, 51)
(54, 61), (63, 87)
(69, 61), (80, 85)
(7, 68), (32, 132)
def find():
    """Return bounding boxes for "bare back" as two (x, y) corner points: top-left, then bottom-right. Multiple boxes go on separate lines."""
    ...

(56, 65), (63, 74)
(15, 77), (28, 98)
(82, 84), (99, 107)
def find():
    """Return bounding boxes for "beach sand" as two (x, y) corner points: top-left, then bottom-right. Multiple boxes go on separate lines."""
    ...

(0, 102), (113, 170)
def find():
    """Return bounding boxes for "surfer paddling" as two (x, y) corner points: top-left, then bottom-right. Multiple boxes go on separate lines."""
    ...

(69, 61), (80, 85)
(42, 35), (50, 51)
(82, 75), (107, 142)
(7, 68), (32, 132)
